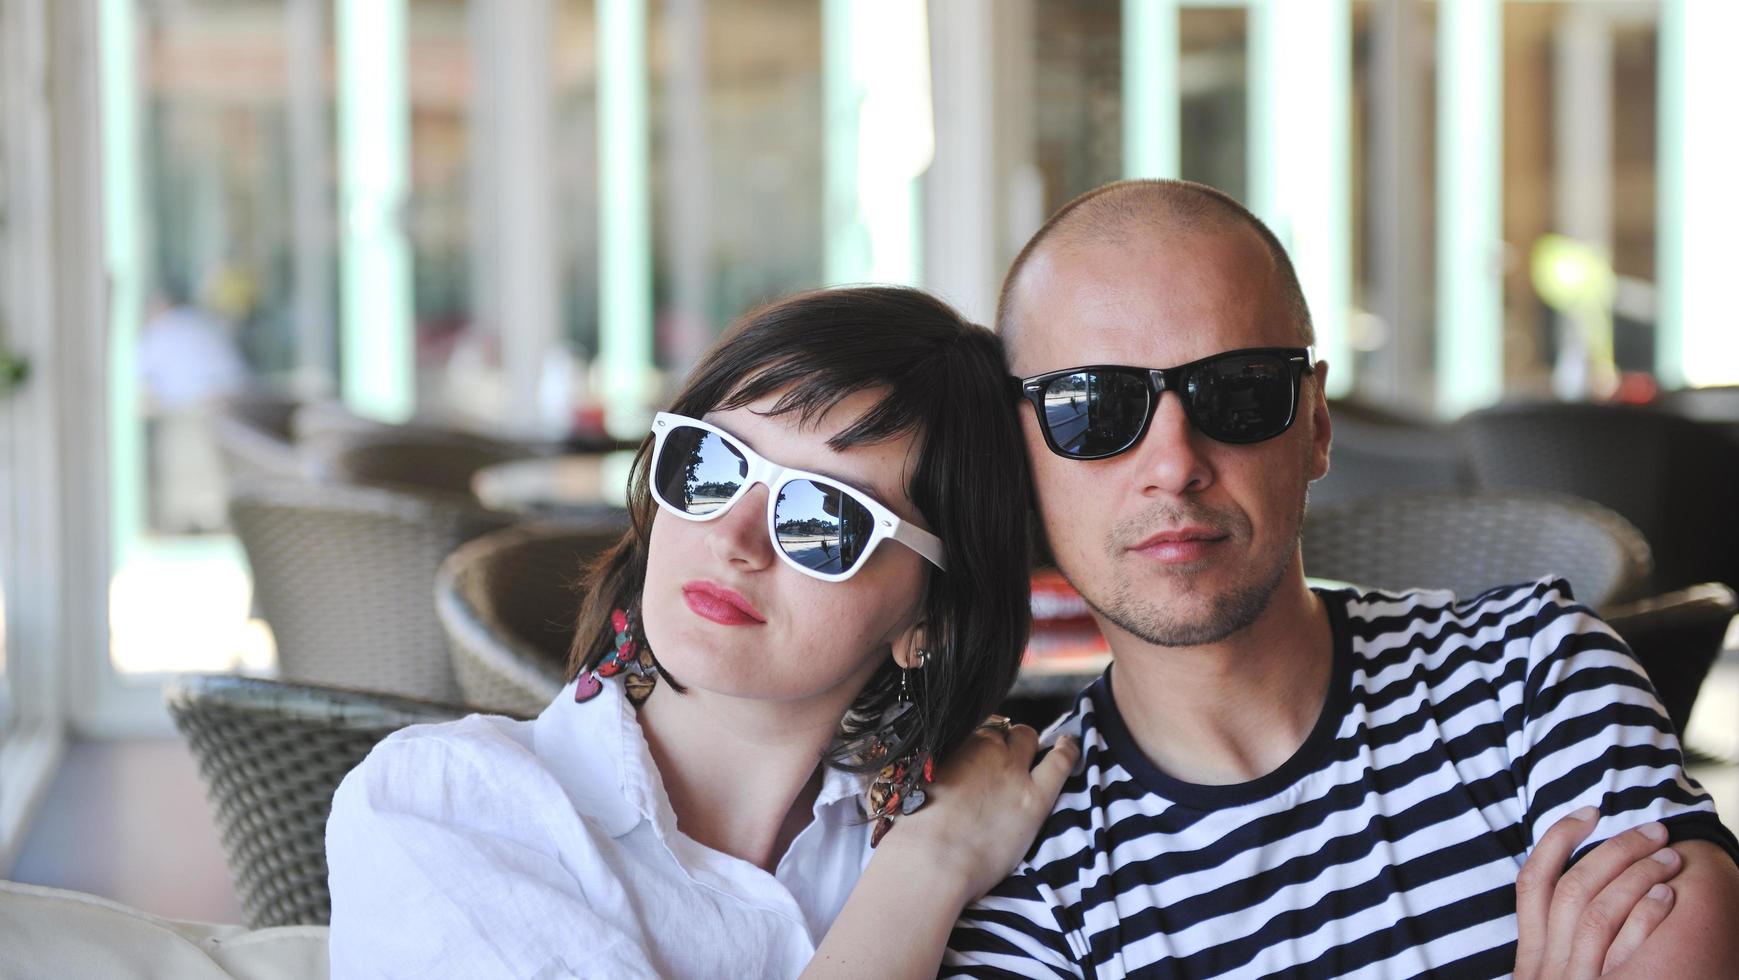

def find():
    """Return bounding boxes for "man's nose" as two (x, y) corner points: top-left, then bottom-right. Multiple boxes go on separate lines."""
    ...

(1132, 393), (1214, 496)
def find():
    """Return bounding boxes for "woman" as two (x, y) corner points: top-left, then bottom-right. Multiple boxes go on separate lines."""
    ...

(327, 286), (1077, 978)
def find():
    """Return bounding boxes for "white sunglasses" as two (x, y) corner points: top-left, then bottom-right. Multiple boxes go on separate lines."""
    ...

(648, 412), (947, 582)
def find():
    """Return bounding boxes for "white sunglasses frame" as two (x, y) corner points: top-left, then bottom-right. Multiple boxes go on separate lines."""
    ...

(648, 412), (947, 582)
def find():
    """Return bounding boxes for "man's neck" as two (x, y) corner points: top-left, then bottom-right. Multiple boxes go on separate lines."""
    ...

(1099, 570), (1335, 786)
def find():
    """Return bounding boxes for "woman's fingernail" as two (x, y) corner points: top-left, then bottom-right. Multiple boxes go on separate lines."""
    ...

(1648, 883), (1674, 902)
(1640, 822), (1668, 843)
(1569, 806), (1599, 822)
(1651, 847), (1678, 865)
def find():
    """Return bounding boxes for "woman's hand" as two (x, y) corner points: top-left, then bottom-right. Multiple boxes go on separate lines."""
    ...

(1514, 809), (1683, 979)
(878, 719), (1081, 907)
(803, 720), (1079, 979)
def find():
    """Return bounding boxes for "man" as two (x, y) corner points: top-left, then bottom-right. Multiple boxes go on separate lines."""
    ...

(946, 180), (1739, 977)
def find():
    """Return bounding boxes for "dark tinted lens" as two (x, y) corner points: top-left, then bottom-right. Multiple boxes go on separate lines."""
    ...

(654, 426), (747, 515)
(1039, 370), (1151, 457)
(1186, 353), (1295, 442)
(773, 479), (875, 575)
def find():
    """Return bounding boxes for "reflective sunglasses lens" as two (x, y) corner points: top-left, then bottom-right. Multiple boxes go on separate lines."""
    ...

(654, 426), (747, 516)
(773, 479), (875, 576)
(1187, 353), (1295, 442)
(1040, 370), (1151, 458)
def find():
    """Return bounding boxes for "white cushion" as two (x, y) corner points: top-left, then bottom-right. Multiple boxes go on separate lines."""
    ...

(0, 880), (328, 980)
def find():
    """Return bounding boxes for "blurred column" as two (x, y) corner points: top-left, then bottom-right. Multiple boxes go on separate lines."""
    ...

(1121, 0), (1179, 180)
(659, 0), (713, 373)
(98, 0), (145, 561)
(1658, 0), (1739, 387)
(286, 0), (335, 395)
(485, 0), (559, 435)
(337, 0), (414, 422)
(598, 0), (653, 438)
(1435, 0), (1503, 417)
(925, 0), (997, 323)
(1249, 0), (1352, 398)
(824, 0), (932, 286)
(1365, 0), (1429, 411)
(1549, 5), (1613, 400)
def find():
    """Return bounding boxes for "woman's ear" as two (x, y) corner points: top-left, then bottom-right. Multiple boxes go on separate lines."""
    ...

(891, 621), (930, 670)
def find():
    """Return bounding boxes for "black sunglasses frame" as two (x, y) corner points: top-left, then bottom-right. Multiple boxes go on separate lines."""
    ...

(1012, 346), (1316, 460)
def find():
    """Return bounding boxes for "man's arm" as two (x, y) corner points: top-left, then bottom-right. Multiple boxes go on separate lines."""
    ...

(1603, 840), (1739, 977)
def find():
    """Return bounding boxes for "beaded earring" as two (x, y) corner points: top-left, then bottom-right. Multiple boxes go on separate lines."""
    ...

(862, 648), (935, 847)
(574, 607), (659, 706)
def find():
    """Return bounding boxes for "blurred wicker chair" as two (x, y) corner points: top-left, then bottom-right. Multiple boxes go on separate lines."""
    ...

(230, 479), (515, 701)
(1653, 385), (1739, 450)
(1302, 491), (1653, 609)
(1603, 583), (1738, 737)
(165, 673), (480, 928)
(1458, 402), (1739, 594)
(435, 522), (628, 715)
(1312, 400), (1467, 507)
(308, 433), (535, 500)
(211, 391), (306, 482)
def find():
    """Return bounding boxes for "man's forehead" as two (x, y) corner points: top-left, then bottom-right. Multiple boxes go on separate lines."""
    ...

(1005, 226), (1288, 373)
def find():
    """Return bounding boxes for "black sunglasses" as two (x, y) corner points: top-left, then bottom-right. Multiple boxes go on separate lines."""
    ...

(1013, 346), (1315, 460)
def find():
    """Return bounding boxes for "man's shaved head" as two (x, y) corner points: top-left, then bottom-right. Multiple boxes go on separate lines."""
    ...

(997, 179), (1314, 351)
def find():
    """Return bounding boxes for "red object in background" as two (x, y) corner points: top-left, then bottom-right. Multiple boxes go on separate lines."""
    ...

(1612, 372), (1660, 405)
(1031, 568), (1093, 624)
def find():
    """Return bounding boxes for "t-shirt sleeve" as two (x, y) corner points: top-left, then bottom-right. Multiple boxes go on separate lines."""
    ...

(325, 724), (661, 980)
(941, 870), (1082, 978)
(1512, 579), (1739, 868)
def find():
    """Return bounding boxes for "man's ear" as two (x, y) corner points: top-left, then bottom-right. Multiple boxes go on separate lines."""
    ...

(1308, 361), (1333, 483)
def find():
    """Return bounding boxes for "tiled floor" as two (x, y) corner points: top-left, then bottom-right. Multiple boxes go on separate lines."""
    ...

(8, 737), (244, 924)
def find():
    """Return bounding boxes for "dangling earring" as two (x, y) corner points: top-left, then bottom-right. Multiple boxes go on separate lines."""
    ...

(864, 647), (935, 847)
(574, 607), (660, 706)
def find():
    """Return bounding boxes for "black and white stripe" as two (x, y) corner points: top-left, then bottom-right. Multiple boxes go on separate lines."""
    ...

(945, 579), (1737, 979)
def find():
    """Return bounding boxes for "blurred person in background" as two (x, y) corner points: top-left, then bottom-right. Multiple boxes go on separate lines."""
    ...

(137, 269), (250, 533)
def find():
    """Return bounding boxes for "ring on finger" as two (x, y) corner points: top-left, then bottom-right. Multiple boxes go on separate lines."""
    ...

(977, 715), (1014, 737)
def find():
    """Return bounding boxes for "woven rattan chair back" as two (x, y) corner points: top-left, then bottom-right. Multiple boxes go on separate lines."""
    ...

(436, 522), (628, 715)
(230, 479), (515, 701)
(165, 673), (476, 927)
(311, 434), (532, 499)
(1602, 583), (1738, 736)
(1458, 402), (1739, 594)
(1312, 400), (1467, 507)
(211, 391), (305, 482)
(1303, 491), (1653, 609)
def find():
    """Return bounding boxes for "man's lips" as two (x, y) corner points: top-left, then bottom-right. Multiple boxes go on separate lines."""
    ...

(681, 581), (766, 626)
(1129, 528), (1229, 564)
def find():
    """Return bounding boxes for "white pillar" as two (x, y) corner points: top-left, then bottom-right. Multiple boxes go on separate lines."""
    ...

(337, 0), (415, 422)
(924, 0), (997, 324)
(286, 0), (334, 395)
(1249, 0), (1353, 398)
(1659, 0), (1739, 388)
(1435, 0), (1504, 417)
(597, 0), (653, 438)
(1121, 0), (1179, 180)
(489, 0), (559, 434)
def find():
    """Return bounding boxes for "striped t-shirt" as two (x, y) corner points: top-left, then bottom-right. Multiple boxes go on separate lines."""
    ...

(946, 579), (1738, 979)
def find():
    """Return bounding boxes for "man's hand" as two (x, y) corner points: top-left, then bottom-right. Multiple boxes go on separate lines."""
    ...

(1514, 808), (1682, 979)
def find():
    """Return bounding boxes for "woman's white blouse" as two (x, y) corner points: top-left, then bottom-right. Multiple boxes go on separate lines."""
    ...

(325, 676), (875, 978)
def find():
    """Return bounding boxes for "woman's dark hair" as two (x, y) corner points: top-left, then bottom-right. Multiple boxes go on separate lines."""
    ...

(568, 285), (1031, 777)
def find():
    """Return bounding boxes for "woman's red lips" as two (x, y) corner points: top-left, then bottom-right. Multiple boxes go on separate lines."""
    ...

(681, 581), (766, 626)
